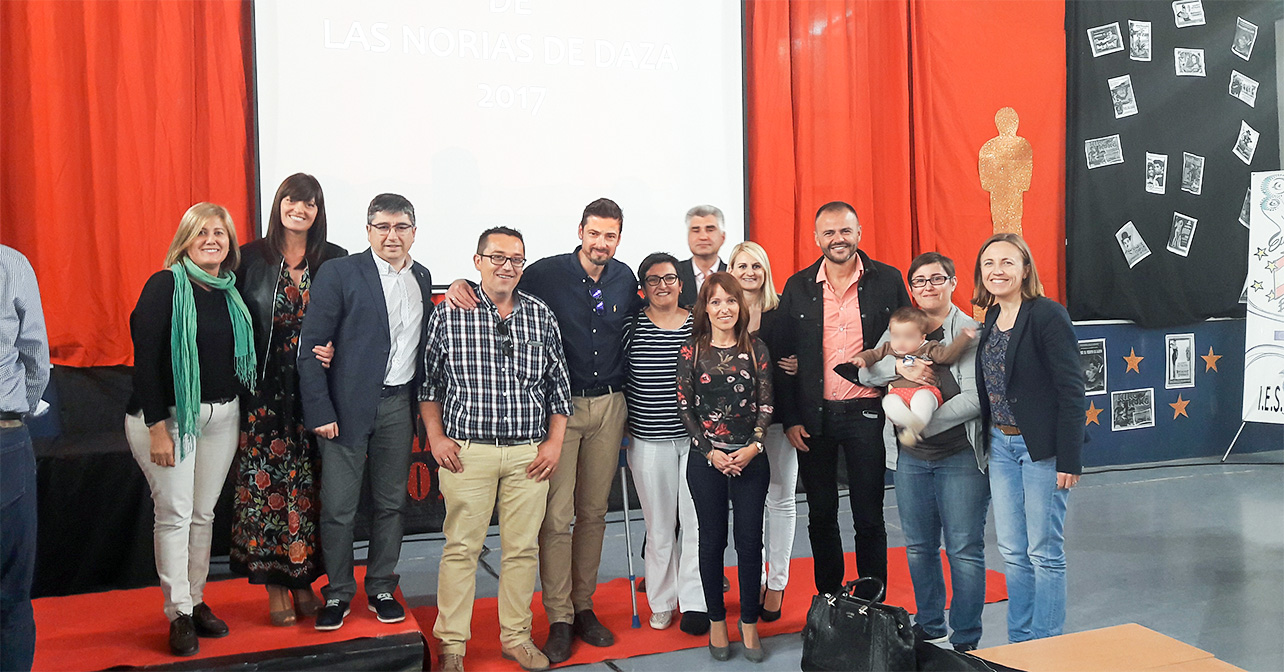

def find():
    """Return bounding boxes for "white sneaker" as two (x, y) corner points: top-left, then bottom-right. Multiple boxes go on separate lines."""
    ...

(649, 609), (674, 630)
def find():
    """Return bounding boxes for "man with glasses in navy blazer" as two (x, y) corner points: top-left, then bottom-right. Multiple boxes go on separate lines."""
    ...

(298, 193), (433, 631)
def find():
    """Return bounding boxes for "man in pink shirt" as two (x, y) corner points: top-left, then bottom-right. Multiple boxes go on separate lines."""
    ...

(774, 201), (911, 595)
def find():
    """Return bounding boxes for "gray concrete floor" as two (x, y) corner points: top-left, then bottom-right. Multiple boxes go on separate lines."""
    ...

(385, 452), (1283, 671)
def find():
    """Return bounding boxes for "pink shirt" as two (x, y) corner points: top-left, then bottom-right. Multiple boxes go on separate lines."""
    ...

(817, 258), (879, 401)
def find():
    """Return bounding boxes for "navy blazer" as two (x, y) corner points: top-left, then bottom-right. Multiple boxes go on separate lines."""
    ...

(975, 296), (1086, 474)
(676, 257), (727, 308)
(297, 249), (433, 449)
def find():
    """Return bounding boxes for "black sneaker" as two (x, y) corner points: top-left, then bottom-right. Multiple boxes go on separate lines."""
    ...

(912, 623), (948, 644)
(314, 599), (350, 631)
(169, 613), (199, 656)
(953, 642), (978, 652)
(368, 592), (406, 623)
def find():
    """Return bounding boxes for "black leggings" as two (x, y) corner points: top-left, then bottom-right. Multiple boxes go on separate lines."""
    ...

(687, 449), (770, 624)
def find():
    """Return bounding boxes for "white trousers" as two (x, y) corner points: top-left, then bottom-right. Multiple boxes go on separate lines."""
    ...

(627, 437), (706, 614)
(125, 399), (240, 621)
(761, 423), (798, 591)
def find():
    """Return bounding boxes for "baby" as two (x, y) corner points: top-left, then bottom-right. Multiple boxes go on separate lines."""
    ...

(847, 306), (975, 447)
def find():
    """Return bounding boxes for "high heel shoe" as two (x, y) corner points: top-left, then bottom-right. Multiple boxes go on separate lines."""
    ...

(293, 587), (320, 618)
(708, 620), (732, 661)
(760, 587), (784, 623)
(738, 621), (765, 663)
(267, 585), (296, 627)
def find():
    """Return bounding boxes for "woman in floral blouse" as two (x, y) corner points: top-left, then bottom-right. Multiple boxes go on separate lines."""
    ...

(676, 272), (773, 663)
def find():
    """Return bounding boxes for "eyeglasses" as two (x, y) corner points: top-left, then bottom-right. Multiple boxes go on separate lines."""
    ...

(588, 286), (605, 315)
(909, 274), (953, 288)
(644, 274), (680, 287)
(368, 223), (415, 236)
(481, 253), (526, 269)
(495, 319), (514, 358)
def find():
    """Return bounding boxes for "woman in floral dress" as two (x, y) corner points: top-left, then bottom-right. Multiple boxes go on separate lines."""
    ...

(232, 174), (346, 625)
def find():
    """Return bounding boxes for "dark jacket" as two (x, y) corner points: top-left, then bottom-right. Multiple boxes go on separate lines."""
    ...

(236, 238), (347, 379)
(676, 257), (727, 308)
(975, 296), (1086, 474)
(774, 251), (911, 434)
(297, 249), (432, 449)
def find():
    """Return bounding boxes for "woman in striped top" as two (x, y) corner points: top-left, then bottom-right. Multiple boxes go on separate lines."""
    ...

(623, 252), (705, 634)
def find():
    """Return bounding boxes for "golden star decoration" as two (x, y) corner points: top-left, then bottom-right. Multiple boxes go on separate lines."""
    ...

(1255, 247), (1269, 260)
(1169, 395), (1190, 419)
(1252, 280), (1265, 292)
(1123, 347), (1144, 373)
(1201, 347), (1222, 372)
(1085, 401), (1103, 426)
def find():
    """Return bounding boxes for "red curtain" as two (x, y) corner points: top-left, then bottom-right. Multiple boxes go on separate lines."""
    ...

(746, 0), (914, 278)
(746, 0), (1066, 306)
(0, 0), (254, 367)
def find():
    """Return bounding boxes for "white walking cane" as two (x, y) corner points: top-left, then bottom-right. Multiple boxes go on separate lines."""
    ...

(619, 446), (641, 628)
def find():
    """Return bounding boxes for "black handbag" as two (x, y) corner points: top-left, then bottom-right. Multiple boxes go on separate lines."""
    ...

(801, 577), (917, 672)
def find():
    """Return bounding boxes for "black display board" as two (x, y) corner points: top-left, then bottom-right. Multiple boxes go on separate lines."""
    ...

(1066, 1), (1282, 327)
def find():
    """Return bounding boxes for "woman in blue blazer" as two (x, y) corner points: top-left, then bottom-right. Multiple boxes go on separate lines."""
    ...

(972, 233), (1084, 643)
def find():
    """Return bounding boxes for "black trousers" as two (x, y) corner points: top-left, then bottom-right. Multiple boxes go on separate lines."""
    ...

(796, 398), (888, 595)
(687, 448), (770, 624)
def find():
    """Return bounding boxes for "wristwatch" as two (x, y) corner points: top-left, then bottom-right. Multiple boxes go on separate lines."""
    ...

(754, 441), (764, 454)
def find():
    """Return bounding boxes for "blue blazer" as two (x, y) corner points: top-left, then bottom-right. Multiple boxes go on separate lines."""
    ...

(298, 249), (433, 449)
(976, 296), (1086, 474)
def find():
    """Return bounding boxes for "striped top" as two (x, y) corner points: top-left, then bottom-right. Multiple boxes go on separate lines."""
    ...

(624, 310), (694, 440)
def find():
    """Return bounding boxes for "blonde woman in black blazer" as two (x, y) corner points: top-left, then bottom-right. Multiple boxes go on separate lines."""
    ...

(972, 233), (1084, 643)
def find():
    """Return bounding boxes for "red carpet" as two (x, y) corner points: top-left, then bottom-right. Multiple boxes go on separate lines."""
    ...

(412, 548), (1007, 669)
(32, 567), (421, 671)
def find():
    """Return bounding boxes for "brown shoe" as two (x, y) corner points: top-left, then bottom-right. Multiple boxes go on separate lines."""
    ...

(191, 602), (229, 638)
(543, 622), (573, 663)
(501, 640), (551, 671)
(168, 614), (199, 656)
(573, 609), (615, 647)
(438, 652), (465, 671)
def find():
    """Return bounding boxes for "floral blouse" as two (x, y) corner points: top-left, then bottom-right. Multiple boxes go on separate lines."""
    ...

(675, 337), (774, 457)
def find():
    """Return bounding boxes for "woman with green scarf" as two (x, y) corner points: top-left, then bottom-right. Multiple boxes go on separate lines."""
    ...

(124, 202), (257, 657)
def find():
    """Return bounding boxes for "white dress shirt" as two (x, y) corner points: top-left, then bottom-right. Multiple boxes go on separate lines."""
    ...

(371, 250), (424, 386)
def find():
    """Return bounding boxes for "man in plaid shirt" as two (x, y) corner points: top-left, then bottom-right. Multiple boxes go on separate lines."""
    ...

(419, 226), (573, 672)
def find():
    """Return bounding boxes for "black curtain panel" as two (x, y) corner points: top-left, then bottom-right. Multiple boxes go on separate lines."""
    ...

(1066, 0), (1282, 327)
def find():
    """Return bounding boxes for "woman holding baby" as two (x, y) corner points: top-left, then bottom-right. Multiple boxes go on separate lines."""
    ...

(855, 251), (988, 652)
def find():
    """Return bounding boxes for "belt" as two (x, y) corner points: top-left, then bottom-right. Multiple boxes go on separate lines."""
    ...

(0, 411), (22, 421)
(822, 397), (879, 411)
(0, 419), (22, 429)
(996, 424), (1022, 436)
(381, 383), (412, 398)
(464, 437), (542, 446)
(572, 385), (619, 398)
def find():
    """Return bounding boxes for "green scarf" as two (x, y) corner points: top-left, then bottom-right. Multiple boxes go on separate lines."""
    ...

(169, 257), (256, 461)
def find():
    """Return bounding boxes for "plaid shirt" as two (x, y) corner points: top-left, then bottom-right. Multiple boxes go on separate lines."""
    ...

(419, 289), (573, 441)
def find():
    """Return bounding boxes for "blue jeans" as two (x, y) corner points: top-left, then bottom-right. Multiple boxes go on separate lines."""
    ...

(687, 449), (770, 624)
(2, 425), (37, 672)
(988, 428), (1068, 642)
(894, 448), (990, 646)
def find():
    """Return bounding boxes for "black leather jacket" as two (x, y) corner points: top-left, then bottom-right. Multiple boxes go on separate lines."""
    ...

(773, 251), (911, 434)
(236, 238), (347, 381)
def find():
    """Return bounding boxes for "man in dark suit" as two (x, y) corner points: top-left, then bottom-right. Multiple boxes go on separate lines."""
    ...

(774, 201), (911, 596)
(298, 193), (433, 631)
(675, 204), (728, 307)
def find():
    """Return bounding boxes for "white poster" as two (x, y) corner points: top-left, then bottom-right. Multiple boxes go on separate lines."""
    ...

(1242, 171), (1284, 423)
